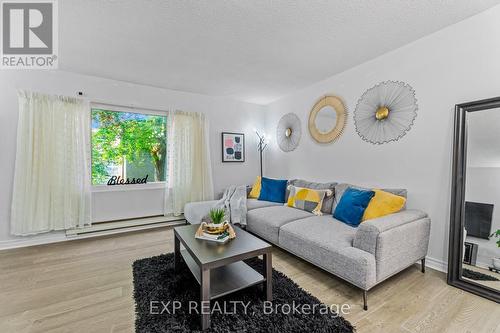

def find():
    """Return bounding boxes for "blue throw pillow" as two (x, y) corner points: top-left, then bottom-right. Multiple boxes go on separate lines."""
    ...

(333, 187), (375, 227)
(258, 177), (288, 203)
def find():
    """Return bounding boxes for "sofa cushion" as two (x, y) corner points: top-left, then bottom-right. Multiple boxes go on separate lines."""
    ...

(247, 198), (281, 211)
(288, 179), (337, 214)
(248, 176), (261, 199)
(258, 177), (288, 203)
(247, 206), (313, 244)
(332, 183), (407, 213)
(286, 185), (333, 215)
(362, 189), (406, 221)
(333, 188), (375, 226)
(279, 215), (376, 289)
(280, 215), (357, 248)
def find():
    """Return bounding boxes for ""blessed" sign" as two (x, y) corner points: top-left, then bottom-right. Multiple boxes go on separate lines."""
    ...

(107, 175), (148, 185)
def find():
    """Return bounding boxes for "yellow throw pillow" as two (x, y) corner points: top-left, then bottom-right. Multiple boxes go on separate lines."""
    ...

(248, 176), (261, 199)
(287, 185), (332, 216)
(362, 189), (406, 221)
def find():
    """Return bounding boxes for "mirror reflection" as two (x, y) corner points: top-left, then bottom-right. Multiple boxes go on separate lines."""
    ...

(315, 105), (337, 134)
(463, 109), (500, 291)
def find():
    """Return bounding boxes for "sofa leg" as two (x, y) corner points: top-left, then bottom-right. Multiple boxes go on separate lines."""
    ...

(421, 258), (426, 273)
(363, 290), (368, 311)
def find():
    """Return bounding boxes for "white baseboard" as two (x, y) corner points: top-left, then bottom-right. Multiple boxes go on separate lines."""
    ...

(65, 215), (183, 236)
(0, 233), (67, 251)
(425, 255), (448, 273)
(0, 216), (185, 251)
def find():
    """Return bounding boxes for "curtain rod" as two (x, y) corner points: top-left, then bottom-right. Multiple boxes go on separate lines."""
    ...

(88, 99), (170, 114)
(77, 90), (170, 113)
(77, 92), (202, 116)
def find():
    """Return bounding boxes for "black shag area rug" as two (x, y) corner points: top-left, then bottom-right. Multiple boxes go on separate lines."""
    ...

(463, 268), (499, 281)
(133, 253), (354, 333)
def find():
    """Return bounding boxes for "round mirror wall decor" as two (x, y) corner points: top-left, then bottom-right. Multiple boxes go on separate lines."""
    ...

(308, 95), (347, 143)
(354, 81), (418, 144)
(276, 113), (301, 152)
(315, 105), (338, 134)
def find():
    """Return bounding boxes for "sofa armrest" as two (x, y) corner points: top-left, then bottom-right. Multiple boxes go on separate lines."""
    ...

(353, 209), (431, 281)
(353, 209), (428, 254)
(183, 200), (218, 224)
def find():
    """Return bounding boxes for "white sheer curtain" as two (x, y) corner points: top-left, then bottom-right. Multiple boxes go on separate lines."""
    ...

(164, 111), (214, 216)
(11, 91), (91, 235)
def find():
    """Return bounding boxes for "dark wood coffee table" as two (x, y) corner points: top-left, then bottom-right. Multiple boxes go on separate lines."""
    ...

(174, 224), (272, 330)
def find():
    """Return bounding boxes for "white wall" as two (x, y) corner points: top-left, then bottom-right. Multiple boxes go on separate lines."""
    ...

(263, 5), (500, 267)
(465, 167), (500, 268)
(0, 70), (264, 243)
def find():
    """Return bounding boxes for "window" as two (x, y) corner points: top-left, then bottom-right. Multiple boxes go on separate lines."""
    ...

(91, 107), (167, 185)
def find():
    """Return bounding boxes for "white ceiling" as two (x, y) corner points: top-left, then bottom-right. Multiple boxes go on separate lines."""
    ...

(60, 0), (500, 105)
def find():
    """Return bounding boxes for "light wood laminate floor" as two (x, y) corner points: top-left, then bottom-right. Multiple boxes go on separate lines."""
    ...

(0, 227), (499, 333)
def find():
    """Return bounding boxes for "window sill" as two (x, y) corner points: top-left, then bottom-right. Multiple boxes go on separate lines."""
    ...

(92, 182), (166, 192)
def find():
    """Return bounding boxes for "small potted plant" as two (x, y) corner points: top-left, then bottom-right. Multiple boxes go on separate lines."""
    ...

(491, 229), (500, 270)
(206, 208), (227, 234)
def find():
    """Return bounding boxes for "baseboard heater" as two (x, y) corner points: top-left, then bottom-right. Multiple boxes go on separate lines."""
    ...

(66, 215), (186, 237)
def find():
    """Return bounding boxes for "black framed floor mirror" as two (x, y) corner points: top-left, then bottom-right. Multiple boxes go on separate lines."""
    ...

(448, 97), (500, 303)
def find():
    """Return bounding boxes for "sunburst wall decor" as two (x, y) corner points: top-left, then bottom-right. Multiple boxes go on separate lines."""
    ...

(276, 113), (301, 152)
(354, 81), (418, 144)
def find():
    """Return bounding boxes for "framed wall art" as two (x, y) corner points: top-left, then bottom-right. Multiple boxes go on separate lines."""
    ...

(221, 132), (245, 162)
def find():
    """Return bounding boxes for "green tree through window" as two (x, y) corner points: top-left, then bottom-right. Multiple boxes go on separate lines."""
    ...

(91, 108), (167, 185)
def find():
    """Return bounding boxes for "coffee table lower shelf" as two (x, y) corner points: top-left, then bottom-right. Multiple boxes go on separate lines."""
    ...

(180, 249), (265, 300)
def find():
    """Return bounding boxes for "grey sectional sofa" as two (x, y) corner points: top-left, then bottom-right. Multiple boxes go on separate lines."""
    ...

(184, 181), (431, 310)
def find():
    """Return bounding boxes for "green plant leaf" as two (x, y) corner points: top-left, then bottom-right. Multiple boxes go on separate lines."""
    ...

(209, 208), (225, 224)
(491, 229), (500, 248)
